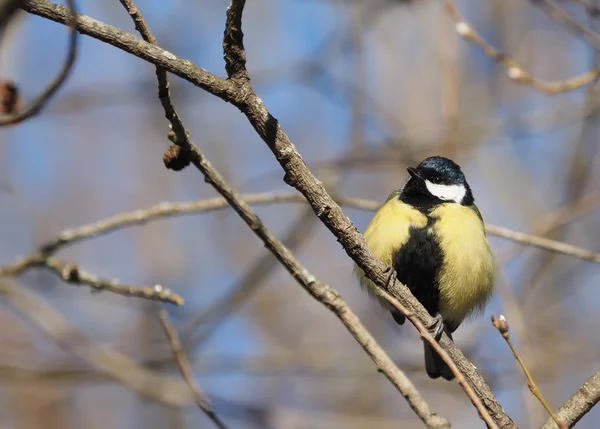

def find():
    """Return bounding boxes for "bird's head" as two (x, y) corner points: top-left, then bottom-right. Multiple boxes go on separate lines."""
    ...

(402, 156), (474, 208)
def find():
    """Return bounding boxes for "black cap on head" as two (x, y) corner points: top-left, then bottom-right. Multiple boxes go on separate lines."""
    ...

(400, 156), (474, 209)
(413, 156), (466, 186)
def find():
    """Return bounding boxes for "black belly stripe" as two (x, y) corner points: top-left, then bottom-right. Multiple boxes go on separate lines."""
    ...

(391, 216), (443, 318)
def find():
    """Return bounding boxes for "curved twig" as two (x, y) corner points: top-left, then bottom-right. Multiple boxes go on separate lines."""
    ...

(0, 0), (77, 126)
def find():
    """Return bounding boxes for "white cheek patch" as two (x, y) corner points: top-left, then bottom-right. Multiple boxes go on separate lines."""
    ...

(425, 180), (466, 203)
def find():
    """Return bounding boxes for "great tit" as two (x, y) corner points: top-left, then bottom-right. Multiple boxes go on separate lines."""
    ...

(355, 156), (495, 380)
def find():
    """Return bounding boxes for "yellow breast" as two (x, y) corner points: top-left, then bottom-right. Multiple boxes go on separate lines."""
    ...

(429, 204), (495, 324)
(355, 198), (428, 302)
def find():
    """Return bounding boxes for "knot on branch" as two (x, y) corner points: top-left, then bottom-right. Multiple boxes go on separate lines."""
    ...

(61, 263), (80, 282)
(0, 81), (20, 115)
(163, 143), (191, 171)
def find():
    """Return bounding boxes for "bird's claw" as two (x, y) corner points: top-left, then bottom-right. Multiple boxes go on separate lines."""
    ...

(383, 265), (397, 290)
(427, 314), (445, 341)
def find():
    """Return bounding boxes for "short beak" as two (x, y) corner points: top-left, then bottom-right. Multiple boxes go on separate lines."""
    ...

(407, 167), (423, 180)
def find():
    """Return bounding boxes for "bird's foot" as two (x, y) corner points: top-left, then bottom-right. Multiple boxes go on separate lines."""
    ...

(427, 314), (445, 341)
(382, 265), (397, 290)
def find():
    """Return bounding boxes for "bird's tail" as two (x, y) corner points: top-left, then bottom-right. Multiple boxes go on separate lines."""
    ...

(423, 331), (455, 381)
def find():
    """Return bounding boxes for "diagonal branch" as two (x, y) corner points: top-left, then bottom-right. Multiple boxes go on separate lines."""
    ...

(541, 369), (600, 428)
(532, 0), (600, 52)
(159, 310), (228, 429)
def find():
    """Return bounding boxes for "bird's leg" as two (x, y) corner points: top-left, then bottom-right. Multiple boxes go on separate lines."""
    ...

(382, 265), (397, 291)
(427, 314), (445, 341)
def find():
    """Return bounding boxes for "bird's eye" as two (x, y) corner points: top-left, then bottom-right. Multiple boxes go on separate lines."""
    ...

(433, 177), (443, 184)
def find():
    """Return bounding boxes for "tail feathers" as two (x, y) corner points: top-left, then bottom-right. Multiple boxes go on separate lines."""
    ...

(423, 331), (455, 381)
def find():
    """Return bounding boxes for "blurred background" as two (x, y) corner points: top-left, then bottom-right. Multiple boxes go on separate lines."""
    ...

(1, 0), (600, 427)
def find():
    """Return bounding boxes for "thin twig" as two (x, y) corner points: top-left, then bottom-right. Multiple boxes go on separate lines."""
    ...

(0, 0), (77, 125)
(444, 0), (600, 94)
(159, 310), (228, 429)
(42, 257), (183, 305)
(30, 193), (600, 266)
(0, 253), (183, 305)
(117, 0), (192, 170)
(485, 224), (600, 264)
(492, 315), (567, 429)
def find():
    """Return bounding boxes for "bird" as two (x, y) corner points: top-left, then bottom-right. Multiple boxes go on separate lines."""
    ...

(355, 156), (495, 380)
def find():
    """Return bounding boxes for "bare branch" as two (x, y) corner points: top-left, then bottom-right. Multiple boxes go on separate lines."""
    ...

(159, 310), (228, 429)
(30, 193), (600, 274)
(444, 0), (600, 95)
(541, 369), (600, 428)
(223, 0), (248, 81)
(532, 0), (600, 52)
(0, 253), (183, 305)
(117, 0), (193, 171)
(0, 0), (77, 125)
(42, 257), (183, 305)
(21, 1), (233, 103)
(0, 0), (27, 26)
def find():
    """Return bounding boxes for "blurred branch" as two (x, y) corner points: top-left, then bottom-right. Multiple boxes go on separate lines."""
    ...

(564, 0), (600, 17)
(0, 255), (183, 305)
(541, 369), (600, 428)
(159, 310), (228, 429)
(492, 315), (566, 429)
(0, 277), (193, 406)
(444, 0), (600, 94)
(485, 224), (600, 263)
(497, 191), (600, 266)
(186, 205), (317, 348)
(0, 0), (27, 27)
(0, 0), (77, 126)
(532, 0), (600, 51)
(25, 193), (600, 267)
